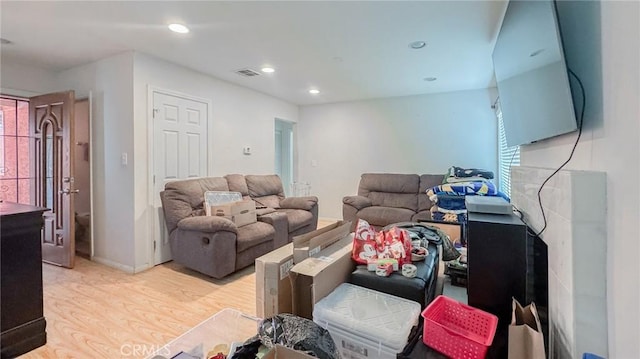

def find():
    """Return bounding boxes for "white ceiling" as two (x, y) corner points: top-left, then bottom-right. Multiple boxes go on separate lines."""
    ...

(0, 1), (507, 105)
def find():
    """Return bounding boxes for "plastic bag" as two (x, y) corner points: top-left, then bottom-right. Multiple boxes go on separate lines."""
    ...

(351, 219), (378, 264)
(376, 227), (412, 266)
(231, 313), (339, 359)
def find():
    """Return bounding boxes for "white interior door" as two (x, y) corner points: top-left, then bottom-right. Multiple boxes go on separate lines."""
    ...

(152, 91), (208, 265)
(274, 119), (293, 195)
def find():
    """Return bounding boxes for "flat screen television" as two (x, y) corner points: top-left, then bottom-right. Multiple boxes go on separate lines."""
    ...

(492, 0), (578, 147)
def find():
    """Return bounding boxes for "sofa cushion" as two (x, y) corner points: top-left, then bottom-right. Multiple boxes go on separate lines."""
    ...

(411, 211), (433, 223)
(418, 174), (445, 212)
(358, 173), (420, 211)
(161, 177), (229, 233)
(277, 208), (314, 232)
(246, 175), (285, 197)
(280, 196), (318, 211)
(225, 174), (251, 200)
(236, 221), (275, 252)
(368, 192), (418, 211)
(357, 206), (415, 227)
(177, 216), (238, 234)
(246, 175), (286, 208)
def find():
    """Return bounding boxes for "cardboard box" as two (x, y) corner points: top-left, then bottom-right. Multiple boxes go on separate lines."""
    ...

(255, 243), (294, 318)
(255, 221), (352, 319)
(292, 220), (351, 264)
(289, 234), (355, 319)
(207, 200), (257, 227)
(263, 345), (317, 359)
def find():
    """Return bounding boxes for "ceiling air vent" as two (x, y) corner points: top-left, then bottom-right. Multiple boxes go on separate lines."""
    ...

(235, 68), (261, 77)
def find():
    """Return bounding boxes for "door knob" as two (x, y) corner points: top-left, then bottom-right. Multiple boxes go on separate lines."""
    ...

(59, 188), (80, 195)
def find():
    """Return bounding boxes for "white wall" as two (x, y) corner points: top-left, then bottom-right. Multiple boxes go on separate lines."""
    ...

(512, 168), (608, 357)
(519, 2), (639, 357)
(298, 89), (498, 219)
(0, 61), (57, 96)
(54, 52), (136, 271)
(1, 51), (299, 271)
(132, 53), (299, 270)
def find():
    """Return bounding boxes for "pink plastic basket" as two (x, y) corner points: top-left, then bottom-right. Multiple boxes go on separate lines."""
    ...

(421, 295), (498, 359)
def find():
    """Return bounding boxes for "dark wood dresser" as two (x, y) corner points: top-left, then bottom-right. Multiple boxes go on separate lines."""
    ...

(1, 202), (47, 358)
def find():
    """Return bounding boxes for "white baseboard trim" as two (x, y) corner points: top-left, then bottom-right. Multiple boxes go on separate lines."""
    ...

(91, 256), (135, 274)
(133, 263), (152, 274)
(319, 216), (341, 222)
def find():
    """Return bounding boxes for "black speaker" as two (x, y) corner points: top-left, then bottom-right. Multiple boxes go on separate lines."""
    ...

(467, 212), (532, 324)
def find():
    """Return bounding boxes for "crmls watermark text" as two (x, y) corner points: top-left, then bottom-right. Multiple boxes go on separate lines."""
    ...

(120, 343), (170, 357)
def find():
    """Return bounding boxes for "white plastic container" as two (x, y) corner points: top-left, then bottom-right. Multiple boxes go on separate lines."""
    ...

(313, 283), (421, 359)
(204, 190), (242, 206)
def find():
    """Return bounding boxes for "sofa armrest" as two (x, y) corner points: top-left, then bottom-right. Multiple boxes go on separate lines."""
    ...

(280, 196), (318, 211)
(177, 216), (238, 234)
(257, 211), (289, 249)
(342, 195), (372, 210)
(256, 208), (276, 216)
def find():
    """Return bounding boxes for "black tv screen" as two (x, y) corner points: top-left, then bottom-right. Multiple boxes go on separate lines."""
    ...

(493, 0), (577, 147)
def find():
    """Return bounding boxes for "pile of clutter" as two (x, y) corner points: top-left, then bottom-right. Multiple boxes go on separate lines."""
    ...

(352, 219), (460, 278)
(426, 166), (504, 223)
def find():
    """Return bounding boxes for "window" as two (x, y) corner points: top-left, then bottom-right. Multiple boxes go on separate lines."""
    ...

(496, 101), (520, 198)
(0, 97), (31, 204)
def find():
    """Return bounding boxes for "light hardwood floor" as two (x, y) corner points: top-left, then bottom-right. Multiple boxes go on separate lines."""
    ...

(22, 219), (337, 359)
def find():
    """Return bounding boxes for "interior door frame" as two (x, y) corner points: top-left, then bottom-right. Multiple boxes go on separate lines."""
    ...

(274, 118), (295, 196)
(147, 85), (213, 267)
(74, 95), (95, 259)
(2, 90), (94, 264)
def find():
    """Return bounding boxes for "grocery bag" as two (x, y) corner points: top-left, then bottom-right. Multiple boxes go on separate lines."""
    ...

(351, 219), (377, 264)
(508, 298), (546, 359)
(376, 227), (412, 266)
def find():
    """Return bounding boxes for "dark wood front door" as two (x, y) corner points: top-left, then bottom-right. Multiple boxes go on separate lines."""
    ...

(30, 91), (76, 268)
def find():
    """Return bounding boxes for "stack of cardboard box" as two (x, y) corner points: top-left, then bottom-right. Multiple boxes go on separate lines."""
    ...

(255, 221), (354, 319)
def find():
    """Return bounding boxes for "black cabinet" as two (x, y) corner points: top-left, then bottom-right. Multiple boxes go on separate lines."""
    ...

(466, 212), (548, 359)
(1, 202), (47, 358)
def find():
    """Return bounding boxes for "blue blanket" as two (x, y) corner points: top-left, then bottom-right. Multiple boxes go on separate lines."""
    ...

(426, 181), (499, 201)
(436, 194), (467, 211)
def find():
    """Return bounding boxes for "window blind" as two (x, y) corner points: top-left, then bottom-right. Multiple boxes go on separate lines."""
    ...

(496, 102), (520, 198)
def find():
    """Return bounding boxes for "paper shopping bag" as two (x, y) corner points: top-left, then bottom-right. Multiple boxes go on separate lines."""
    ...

(508, 298), (546, 359)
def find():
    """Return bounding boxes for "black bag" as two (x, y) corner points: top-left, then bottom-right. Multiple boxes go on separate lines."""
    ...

(382, 222), (461, 262)
(232, 314), (340, 359)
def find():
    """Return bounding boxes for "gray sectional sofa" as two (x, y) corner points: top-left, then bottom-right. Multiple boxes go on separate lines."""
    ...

(343, 173), (444, 229)
(160, 174), (318, 279)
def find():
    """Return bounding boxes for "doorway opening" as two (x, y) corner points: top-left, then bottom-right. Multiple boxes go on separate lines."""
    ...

(274, 118), (294, 196)
(0, 94), (91, 263)
(73, 99), (91, 258)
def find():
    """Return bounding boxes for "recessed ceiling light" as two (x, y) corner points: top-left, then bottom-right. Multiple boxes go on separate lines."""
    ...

(168, 23), (189, 34)
(409, 41), (427, 49)
(424, 77), (437, 82)
(309, 89), (320, 95)
(261, 67), (275, 73)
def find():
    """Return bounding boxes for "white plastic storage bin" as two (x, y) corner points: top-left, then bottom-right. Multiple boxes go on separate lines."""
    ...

(313, 283), (421, 359)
